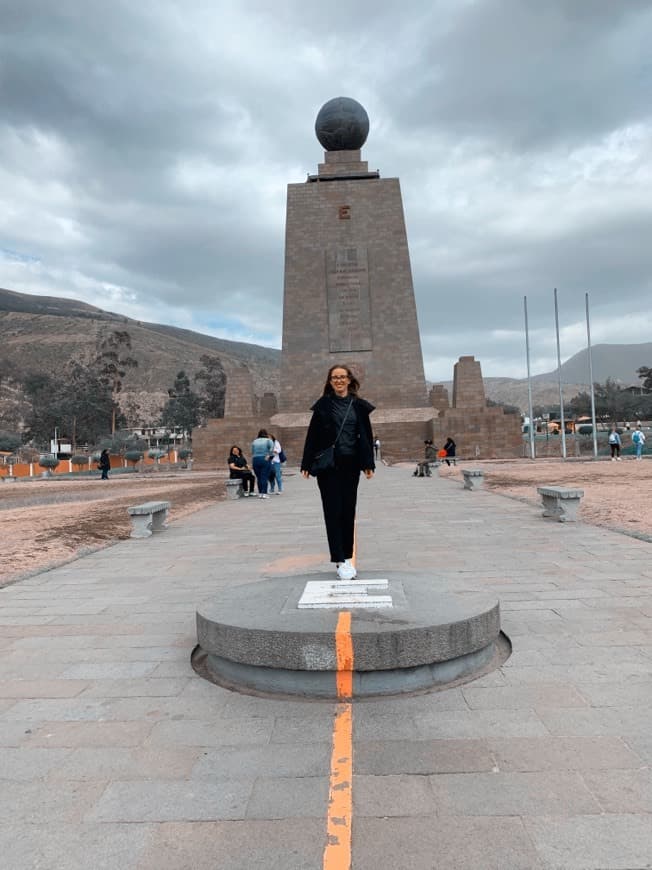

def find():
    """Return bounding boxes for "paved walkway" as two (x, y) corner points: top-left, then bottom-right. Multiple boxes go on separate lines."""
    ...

(2, 465), (652, 869)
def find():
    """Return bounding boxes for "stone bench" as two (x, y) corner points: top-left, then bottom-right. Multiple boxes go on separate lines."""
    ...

(127, 501), (170, 538)
(462, 469), (484, 491)
(537, 486), (584, 523)
(226, 479), (243, 499)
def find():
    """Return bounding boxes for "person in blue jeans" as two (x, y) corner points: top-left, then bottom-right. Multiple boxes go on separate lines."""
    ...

(268, 434), (284, 494)
(250, 429), (274, 498)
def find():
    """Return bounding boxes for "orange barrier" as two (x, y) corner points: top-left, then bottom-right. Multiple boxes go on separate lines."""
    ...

(0, 453), (177, 479)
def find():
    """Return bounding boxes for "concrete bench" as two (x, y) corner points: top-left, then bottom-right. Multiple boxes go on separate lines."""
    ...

(537, 486), (584, 523)
(127, 501), (170, 538)
(462, 469), (484, 491)
(226, 479), (244, 499)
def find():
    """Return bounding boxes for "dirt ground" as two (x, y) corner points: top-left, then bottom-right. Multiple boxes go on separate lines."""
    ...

(1, 460), (650, 588)
(0, 470), (226, 588)
(439, 457), (652, 540)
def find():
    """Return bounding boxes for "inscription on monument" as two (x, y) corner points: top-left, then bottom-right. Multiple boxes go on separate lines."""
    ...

(326, 246), (373, 352)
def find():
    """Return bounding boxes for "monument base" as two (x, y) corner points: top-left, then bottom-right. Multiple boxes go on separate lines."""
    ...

(194, 572), (508, 699)
(270, 409), (437, 465)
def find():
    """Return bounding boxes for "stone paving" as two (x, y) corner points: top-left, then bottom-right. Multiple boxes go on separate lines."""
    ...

(1, 465), (652, 869)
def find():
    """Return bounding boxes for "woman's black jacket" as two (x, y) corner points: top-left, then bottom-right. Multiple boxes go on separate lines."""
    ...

(301, 395), (375, 473)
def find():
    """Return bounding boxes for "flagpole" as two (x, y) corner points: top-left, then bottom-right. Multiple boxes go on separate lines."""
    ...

(554, 288), (567, 459)
(585, 292), (598, 458)
(524, 295), (535, 459)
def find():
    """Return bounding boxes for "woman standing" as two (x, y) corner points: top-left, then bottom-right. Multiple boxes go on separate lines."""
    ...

(301, 365), (375, 581)
(608, 426), (622, 461)
(251, 429), (274, 498)
(98, 449), (110, 481)
(268, 434), (284, 494)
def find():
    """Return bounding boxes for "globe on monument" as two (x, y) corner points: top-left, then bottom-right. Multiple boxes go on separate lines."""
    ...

(315, 96), (370, 151)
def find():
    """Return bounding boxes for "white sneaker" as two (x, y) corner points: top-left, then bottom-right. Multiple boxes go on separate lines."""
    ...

(336, 560), (357, 581)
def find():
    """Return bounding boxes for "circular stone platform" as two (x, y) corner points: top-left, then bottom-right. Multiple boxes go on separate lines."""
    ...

(193, 572), (508, 699)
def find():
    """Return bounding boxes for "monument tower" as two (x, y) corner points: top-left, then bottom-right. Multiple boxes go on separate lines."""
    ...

(273, 96), (434, 456)
(194, 97), (523, 466)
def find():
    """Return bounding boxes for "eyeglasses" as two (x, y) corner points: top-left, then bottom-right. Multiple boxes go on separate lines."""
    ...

(330, 375), (349, 381)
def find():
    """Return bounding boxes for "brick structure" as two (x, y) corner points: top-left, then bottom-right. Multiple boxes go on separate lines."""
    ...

(223, 364), (255, 418)
(269, 107), (433, 461)
(194, 101), (523, 467)
(430, 356), (523, 460)
(277, 149), (428, 412)
(429, 385), (450, 414)
(452, 356), (485, 409)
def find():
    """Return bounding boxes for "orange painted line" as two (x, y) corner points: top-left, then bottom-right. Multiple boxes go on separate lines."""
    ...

(323, 611), (354, 870)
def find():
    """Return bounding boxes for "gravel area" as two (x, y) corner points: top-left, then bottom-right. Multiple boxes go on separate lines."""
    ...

(0, 470), (225, 587)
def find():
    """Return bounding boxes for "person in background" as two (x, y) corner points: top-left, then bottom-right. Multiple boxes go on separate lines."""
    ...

(374, 437), (381, 461)
(268, 434), (284, 494)
(415, 440), (437, 477)
(301, 365), (375, 581)
(609, 426), (622, 461)
(99, 448), (110, 481)
(443, 436), (456, 467)
(251, 429), (274, 498)
(227, 445), (255, 496)
(632, 424), (646, 461)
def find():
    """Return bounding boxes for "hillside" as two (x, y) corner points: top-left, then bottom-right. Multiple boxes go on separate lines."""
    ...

(475, 343), (651, 411)
(534, 343), (651, 386)
(1, 288), (649, 426)
(0, 287), (280, 429)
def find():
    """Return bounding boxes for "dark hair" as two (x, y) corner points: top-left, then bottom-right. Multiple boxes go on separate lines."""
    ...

(257, 429), (269, 438)
(229, 445), (241, 456)
(322, 364), (360, 397)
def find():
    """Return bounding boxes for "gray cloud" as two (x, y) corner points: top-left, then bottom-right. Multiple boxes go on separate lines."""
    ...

(1, 0), (651, 381)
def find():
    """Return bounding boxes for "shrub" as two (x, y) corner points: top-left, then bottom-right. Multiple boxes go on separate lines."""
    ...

(125, 449), (143, 466)
(71, 455), (89, 469)
(38, 455), (60, 471)
(148, 449), (165, 461)
(178, 448), (192, 460)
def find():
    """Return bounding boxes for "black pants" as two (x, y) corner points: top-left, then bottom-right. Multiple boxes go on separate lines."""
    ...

(316, 456), (361, 563)
(231, 470), (255, 493)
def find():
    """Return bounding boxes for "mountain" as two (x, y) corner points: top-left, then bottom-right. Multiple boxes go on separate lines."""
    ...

(533, 343), (651, 386)
(433, 343), (651, 414)
(2, 288), (649, 425)
(0, 287), (280, 429)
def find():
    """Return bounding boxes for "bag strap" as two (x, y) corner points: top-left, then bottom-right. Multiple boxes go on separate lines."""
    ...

(331, 400), (354, 448)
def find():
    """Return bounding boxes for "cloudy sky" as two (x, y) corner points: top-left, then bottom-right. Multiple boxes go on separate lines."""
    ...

(2, 0), (651, 381)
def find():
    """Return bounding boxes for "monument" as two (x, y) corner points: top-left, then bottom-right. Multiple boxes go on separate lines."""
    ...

(193, 99), (509, 700)
(194, 97), (522, 466)
(270, 96), (434, 461)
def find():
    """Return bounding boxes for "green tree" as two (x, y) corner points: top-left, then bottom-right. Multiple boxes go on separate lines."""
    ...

(23, 365), (115, 449)
(194, 354), (226, 420)
(0, 430), (21, 452)
(95, 330), (138, 435)
(568, 391), (593, 418)
(636, 366), (652, 391)
(160, 371), (200, 434)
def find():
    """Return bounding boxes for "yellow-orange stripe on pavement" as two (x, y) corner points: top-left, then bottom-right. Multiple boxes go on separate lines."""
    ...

(323, 610), (354, 869)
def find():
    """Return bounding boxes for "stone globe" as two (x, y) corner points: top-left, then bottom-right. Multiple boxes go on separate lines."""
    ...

(315, 97), (369, 151)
